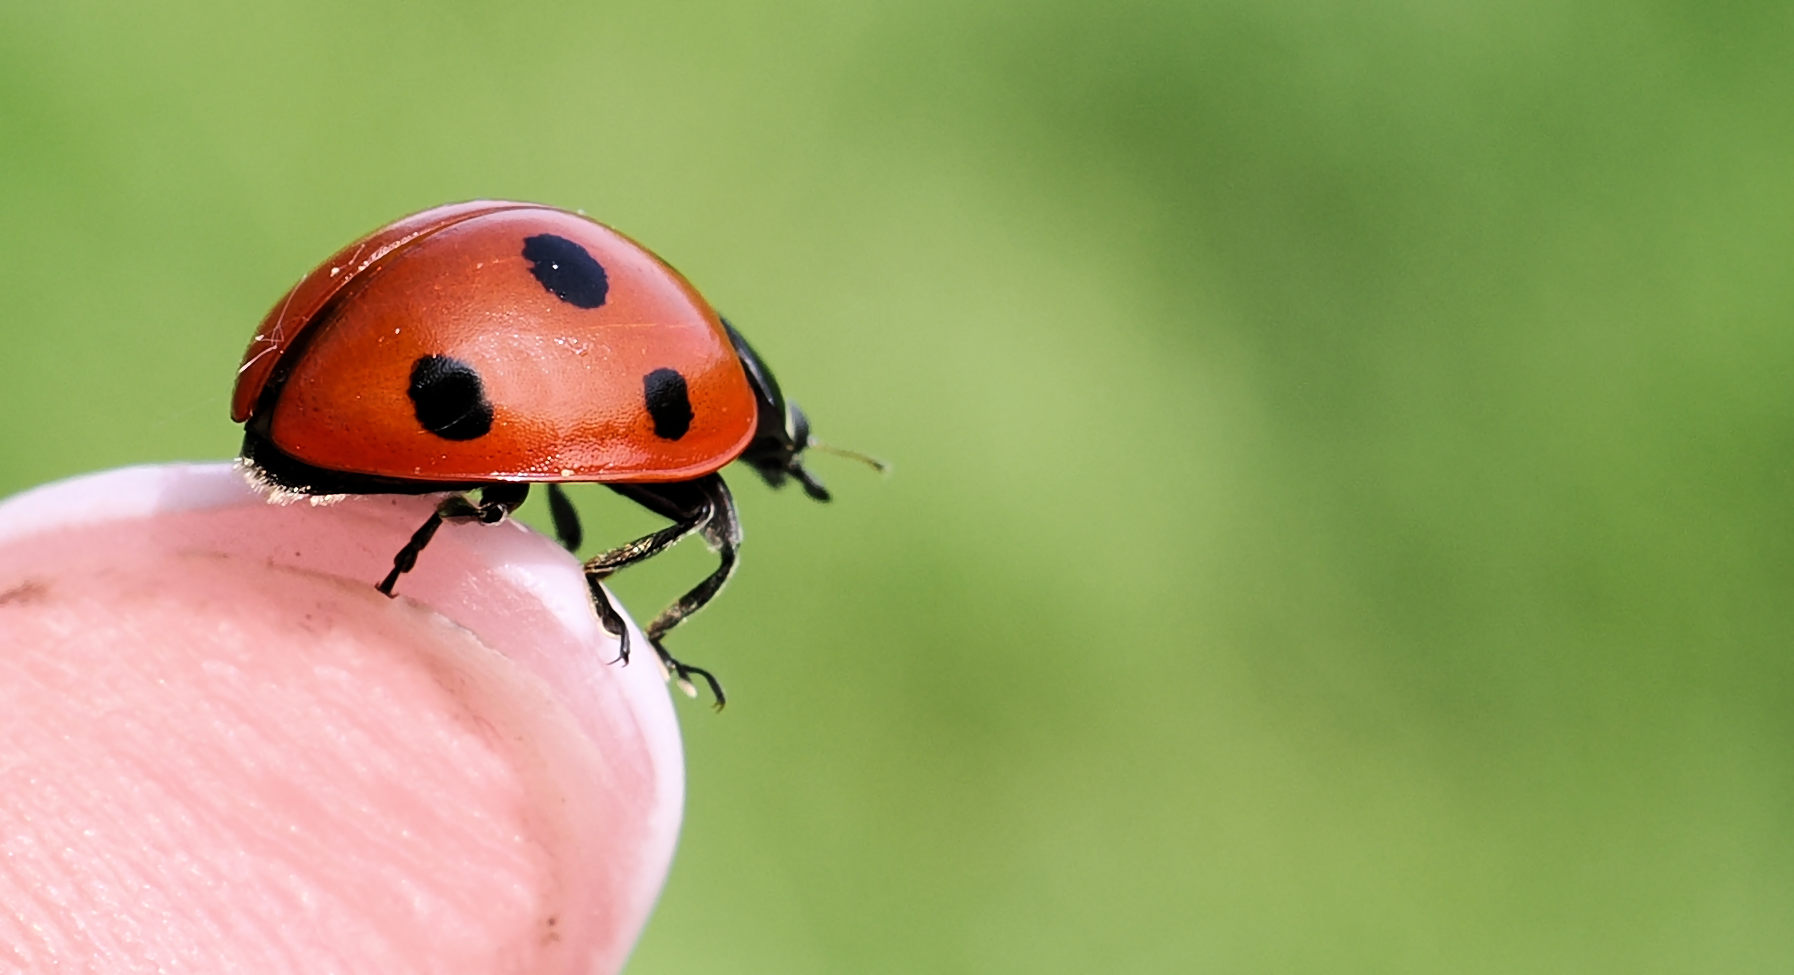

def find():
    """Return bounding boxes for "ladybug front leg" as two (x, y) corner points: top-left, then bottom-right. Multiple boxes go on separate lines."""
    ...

(377, 483), (529, 596)
(605, 476), (740, 708)
(640, 476), (741, 647)
(580, 507), (708, 664)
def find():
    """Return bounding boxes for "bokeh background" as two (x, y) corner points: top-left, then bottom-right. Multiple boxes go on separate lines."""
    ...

(3, 2), (1791, 971)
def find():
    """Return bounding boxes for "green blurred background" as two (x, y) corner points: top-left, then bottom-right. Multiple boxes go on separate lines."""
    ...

(3, 2), (1791, 971)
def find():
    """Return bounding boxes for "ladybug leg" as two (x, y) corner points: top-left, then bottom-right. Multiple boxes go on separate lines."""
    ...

(545, 483), (584, 552)
(377, 484), (529, 596)
(641, 478), (740, 644)
(583, 583), (634, 665)
(656, 650), (727, 709)
(581, 509), (708, 664)
(606, 476), (740, 708)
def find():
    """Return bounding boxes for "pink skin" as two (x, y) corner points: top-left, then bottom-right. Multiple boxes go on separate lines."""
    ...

(0, 464), (683, 974)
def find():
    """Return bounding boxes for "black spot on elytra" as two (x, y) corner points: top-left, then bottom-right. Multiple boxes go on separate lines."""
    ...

(409, 355), (494, 440)
(523, 234), (608, 309)
(644, 368), (693, 440)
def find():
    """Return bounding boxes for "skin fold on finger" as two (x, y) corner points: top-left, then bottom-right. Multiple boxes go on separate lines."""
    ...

(0, 464), (684, 975)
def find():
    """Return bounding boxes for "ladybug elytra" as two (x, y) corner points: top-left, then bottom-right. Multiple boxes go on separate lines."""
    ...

(232, 201), (874, 706)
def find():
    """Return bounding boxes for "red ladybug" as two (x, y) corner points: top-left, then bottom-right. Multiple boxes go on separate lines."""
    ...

(232, 201), (875, 705)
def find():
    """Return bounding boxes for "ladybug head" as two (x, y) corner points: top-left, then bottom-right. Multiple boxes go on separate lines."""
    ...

(725, 319), (884, 503)
(742, 397), (832, 501)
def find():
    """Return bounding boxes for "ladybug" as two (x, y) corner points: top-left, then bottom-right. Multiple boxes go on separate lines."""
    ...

(231, 201), (877, 706)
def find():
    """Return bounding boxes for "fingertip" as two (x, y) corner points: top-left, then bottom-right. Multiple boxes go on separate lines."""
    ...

(0, 464), (683, 974)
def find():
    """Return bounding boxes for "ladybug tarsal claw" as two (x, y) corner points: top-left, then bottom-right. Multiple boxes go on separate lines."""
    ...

(583, 576), (633, 665)
(654, 642), (726, 709)
(608, 625), (632, 666)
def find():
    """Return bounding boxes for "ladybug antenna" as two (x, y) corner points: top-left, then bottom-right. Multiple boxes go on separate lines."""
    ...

(809, 440), (890, 475)
(781, 404), (884, 502)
